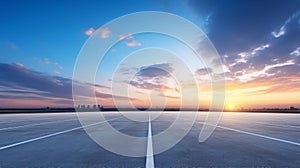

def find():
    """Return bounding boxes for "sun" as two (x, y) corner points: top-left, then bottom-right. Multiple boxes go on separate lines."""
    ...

(226, 104), (236, 111)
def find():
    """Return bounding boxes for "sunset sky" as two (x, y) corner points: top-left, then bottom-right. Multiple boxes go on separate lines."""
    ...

(0, 0), (299, 109)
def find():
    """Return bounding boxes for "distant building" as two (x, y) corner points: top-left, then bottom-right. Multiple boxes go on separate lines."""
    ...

(97, 105), (104, 111)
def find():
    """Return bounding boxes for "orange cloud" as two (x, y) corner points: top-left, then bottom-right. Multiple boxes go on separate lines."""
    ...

(126, 40), (141, 47)
(99, 27), (111, 38)
(85, 27), (95, 36)
(119, 34), (133, 40)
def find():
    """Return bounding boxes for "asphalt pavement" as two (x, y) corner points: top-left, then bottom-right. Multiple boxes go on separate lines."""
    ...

(0, 112), (299, 167)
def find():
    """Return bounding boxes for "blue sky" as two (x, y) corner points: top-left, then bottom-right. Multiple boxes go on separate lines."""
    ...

(0, 0), (300, 108)
(0, 0), (194, 78)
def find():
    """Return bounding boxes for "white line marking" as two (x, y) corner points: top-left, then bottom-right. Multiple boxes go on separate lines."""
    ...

(254, 121), (300, 129)
(224, 118), (300, 129)
(146, 119), (155, 168)
(200, 122), (300, 146)
(0, 117), (120, 151)
(0, 118), (78, 131)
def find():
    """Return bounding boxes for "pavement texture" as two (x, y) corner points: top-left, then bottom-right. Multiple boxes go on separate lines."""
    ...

(0, 112), (299, 167)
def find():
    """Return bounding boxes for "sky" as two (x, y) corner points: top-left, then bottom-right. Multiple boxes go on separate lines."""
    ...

(0, 0), (299, 109)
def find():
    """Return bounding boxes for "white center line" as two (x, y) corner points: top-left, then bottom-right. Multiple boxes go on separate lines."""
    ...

(0, 118), (78, 131)
(200, 122), (300, 146)
(146, 118), (155, 168)
(0, 117), (120, 151)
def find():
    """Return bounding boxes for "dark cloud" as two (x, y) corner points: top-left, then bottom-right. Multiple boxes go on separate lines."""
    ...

(136, 63), (173, 78)
(187, 0), (300, 54)
(0, 63), (125, 107)
(129, 63), (176, 91)
(195, 67), (212, 76)
(129, 80), (170, 90)
(0, 63), (72, 99)
(95, 92), (133, 100)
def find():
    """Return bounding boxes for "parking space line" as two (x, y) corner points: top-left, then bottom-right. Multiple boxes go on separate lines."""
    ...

(0, 117), (121, 151)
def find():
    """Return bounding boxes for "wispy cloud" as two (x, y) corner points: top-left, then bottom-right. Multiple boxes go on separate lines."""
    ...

(290, 47), (300, 56)
(235, 59), (295, 82)
(119, 34), (133, 40)
(35, 57), (64, 74)
(126, 40), (141, 47)
(85, 27), (111, 39)
(271, 26), (286, 38)
(231, 43), (270, 66)
(271, 11), (300, 38)
(99, 27), (111, 38)
(14, 62), (24, 68)
(52, 70), (60, 75)
(119, 33), (141, 47)
(195, 67), (212, 76)
(238, 44), (270, 58)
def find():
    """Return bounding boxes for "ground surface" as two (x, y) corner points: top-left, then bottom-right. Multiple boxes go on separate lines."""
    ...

(0, 112), (299, 167)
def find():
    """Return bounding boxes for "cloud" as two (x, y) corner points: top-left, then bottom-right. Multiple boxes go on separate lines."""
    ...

(0, 63), (72, 100)
(223, 9), (300, 83)
(86, 27), (111, 38)
(234, 60), (295, 82)
(119, 34), (133, 40)
(99, 27), (111, 38)
(125, 40), (141, 47)
(85, 27), (95, 36)
(272, 26), (286, 38)
(42, 58), (51, 64)
(234, 44), (270, 65)
(251, 44), (270, 55)
(129, 63), (177, 92)
(195, 67), (212, 76)
(52, 70), (60, 75)
(129, 80), (172, 90)
(119, 33), (141, 47)
(95, 91), (133, 100)
(158, 93), (180, 99)
(14, 62), (24, 68)
(290, 47), (300, 56)
(35, 57), (64, 73)
(187, 0), (300, 55)
(222, 20), (300, 83)
(272, 11), (300, 38)
(186, 1), (300, 107)
(137, 63), (173, 78)
(0, 63), (127, 107)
